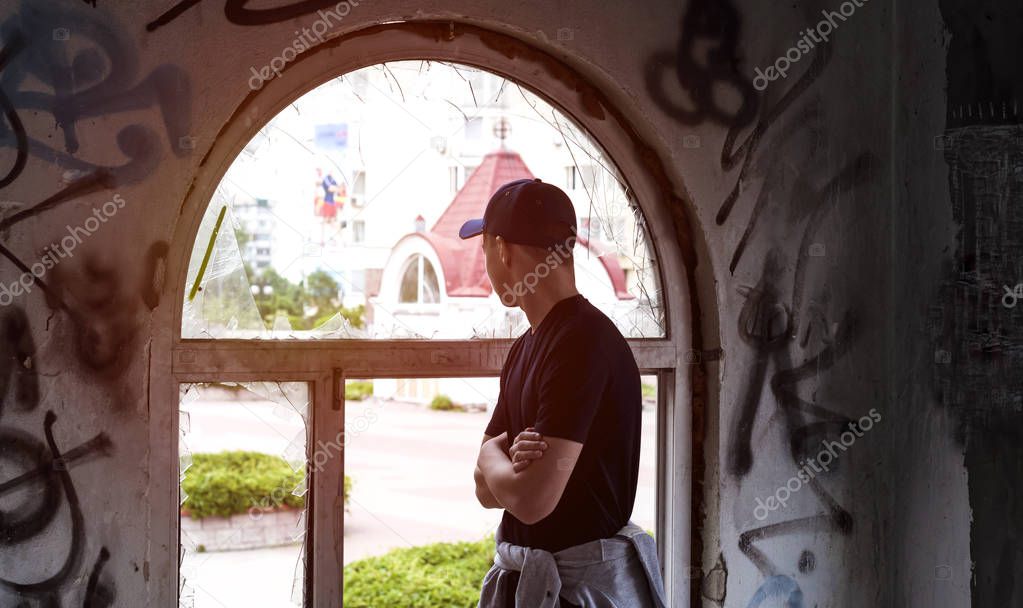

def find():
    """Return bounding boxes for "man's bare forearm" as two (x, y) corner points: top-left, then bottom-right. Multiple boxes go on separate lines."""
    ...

(475, 464), (503, 508)
(477, 436), (534, 521)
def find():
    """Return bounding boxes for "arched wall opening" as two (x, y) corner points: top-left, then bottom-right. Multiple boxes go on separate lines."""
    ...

(150, 21), (715, 607)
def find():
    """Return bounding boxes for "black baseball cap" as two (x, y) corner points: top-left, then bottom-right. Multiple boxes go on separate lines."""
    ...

(458, 178), (577, 248)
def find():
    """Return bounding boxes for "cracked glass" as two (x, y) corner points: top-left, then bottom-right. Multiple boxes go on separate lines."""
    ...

(181, 61), (665, 340)
(178, 382), (309, 608)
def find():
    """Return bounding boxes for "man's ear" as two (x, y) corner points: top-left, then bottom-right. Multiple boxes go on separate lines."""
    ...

(496, 235), (512, 267)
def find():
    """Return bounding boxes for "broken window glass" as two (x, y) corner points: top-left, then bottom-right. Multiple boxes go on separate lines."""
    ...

(178, 382), (309, 607)
(181, 62), (665, 340)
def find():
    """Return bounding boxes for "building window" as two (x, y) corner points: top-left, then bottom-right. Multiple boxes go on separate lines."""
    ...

(351, 170), (366, 207)
(449, 166), (459, 193)
(398, 254), (440, 304)
(566, 164), (598, 191)
(352, 219), (366, 243)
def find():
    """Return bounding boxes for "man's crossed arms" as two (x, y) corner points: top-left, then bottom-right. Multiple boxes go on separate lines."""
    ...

(474, 427), (583, 524)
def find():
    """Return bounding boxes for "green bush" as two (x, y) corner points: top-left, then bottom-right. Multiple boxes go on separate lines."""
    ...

(346, 380), (374, 401)
(181, 451), (354, 519)
(429, 395), (457, 411)
(181, 451), (304, 519)
(343, 535), (495, 607)
(641, 383), (656, 399)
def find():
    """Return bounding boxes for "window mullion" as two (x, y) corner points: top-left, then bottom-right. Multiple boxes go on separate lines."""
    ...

(310, 370), (343, 607)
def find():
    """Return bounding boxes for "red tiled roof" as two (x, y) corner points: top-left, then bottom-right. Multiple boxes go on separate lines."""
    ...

(429, 150), (535, 297)
(431, 151), (535, 237)
(421, 149), (633, 299)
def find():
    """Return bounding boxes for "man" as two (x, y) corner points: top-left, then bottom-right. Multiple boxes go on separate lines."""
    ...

(464, 178), (667, 607)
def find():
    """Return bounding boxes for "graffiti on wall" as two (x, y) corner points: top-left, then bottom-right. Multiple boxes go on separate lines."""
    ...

(647, 0), (880, 605)
(0, 306), (116, 607)
(0, 2), (182, 603)
(0, 0), (182, 377)
(147, 0), (350, 30)
(0, 0), (192, 187)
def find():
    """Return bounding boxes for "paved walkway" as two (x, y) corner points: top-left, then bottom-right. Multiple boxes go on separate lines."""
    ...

(180, 391), (658, 607)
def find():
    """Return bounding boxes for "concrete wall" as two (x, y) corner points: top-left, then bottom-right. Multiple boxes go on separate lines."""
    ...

(896, 0), (1023, 606)
(0, 0), (1016, 606)
(181, 509), (304, 552)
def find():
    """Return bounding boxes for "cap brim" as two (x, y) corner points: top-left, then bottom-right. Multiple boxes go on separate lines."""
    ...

(458, 218), (485, 239)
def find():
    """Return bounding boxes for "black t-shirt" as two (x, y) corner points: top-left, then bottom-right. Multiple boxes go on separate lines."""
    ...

(484, 293), (642, 553)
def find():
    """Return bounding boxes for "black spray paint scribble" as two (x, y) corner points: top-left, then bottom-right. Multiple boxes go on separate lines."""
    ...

(731, 253), (857, 581)
(649, 2), (879, 605)
(0, 210), (170, 377)
(0, 2), (177, 375)
(0, 306), (115, 607)
(725, 122), (873, 607)
(0, 0), (191, 190)
(643, 0), (759, 129)
(0, 30), (27, 190)
(147, 0), (346, 31)
(645, 0), (837, 274)
(40, 241), (169, 378)
(83, 547), (114, 608)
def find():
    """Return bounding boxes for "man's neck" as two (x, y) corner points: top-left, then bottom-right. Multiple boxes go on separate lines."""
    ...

(522, 286), (580, 333)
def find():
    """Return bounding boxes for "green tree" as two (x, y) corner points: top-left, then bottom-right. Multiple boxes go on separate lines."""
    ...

(252, 267), (304, 323)
(306, 269), (341, 311)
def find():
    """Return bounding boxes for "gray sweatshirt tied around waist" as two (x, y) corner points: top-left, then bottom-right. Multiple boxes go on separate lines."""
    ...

(477, 520), (668, 608)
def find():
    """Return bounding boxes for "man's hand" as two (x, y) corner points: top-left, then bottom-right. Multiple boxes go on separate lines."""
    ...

(509, 427), (548, 473)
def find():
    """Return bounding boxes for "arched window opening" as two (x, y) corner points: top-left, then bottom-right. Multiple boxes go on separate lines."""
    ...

(180, 61), (664, 340)
(164, 38), (692, 608)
